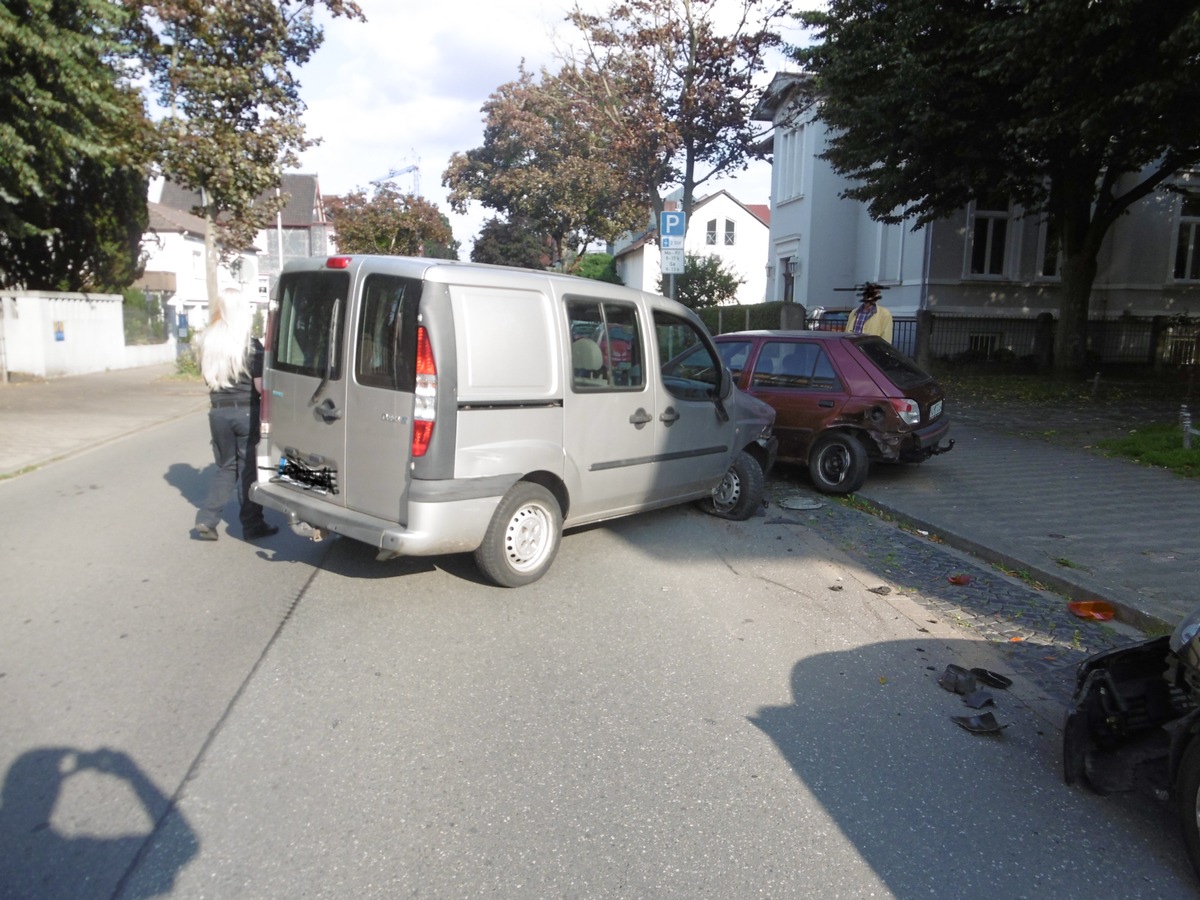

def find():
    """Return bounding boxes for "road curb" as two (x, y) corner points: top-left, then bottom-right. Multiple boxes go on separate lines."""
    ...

(860, 498), (1176, 638)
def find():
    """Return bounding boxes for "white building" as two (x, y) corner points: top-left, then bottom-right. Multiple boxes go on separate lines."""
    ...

(613, 190), (771, 306)
(753, 71), (1200, 328)
(136, 201), (260, 335)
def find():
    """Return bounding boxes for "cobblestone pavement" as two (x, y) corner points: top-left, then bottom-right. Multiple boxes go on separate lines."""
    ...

(763, 474), (1144, 709)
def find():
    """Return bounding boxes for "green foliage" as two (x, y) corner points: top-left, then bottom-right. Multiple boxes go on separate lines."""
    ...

(175, 345), (201, 378)
(0, 0), (151, 290)
(328, 184), (455, 258)
(1099, 424), (1200, 478)
(658, 253), (743, 310)
(793, 0), (1200, 375)
(471, 216), (553, 269)
(122, 288), (166, 345)
(573, 253), (622, 284)
(697, 301), (788, 335)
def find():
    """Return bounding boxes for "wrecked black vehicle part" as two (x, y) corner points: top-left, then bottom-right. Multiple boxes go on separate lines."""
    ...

(1063, 608), (1200, 878)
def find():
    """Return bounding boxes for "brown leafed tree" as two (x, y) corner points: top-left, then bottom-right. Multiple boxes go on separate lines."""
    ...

(327, 185), (456, 258)
(561, 0), (789, 222)
(443, 65), (647, 266)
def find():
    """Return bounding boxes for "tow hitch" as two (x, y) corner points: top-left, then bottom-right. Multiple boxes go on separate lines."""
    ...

(930, 438), (955, 456)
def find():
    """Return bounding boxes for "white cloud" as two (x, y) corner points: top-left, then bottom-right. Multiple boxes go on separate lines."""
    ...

(295, 0), (789, 255)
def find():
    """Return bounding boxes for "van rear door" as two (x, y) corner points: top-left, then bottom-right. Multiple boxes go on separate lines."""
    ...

(341, 273), (421, 522)
(269, 266), (351, 506)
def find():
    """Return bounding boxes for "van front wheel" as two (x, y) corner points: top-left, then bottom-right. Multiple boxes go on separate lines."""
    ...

(475, 482), (563, 588)
(700, 451), (764, 521)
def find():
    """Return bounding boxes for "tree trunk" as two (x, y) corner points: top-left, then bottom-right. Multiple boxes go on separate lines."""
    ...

(1053, 252), (1095, 375)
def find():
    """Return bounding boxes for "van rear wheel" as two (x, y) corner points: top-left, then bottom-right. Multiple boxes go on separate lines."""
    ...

(475, 482), (562, 588)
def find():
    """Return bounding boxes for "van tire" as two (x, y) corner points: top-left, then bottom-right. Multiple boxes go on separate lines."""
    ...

(475, 482), (563, 588)
(809, 432), (869, 494)
(700, 450), (764, 521)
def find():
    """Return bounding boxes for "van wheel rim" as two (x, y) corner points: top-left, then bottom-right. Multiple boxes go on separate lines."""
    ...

(713, 470), (742, 511)
(505, 504), (553, 572)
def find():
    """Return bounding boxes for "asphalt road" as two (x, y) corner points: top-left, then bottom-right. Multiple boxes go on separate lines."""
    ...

(0, 411), (1195, 898)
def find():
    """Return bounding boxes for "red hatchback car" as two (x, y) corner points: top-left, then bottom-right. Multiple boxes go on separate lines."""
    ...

(670, 330), (953, 494)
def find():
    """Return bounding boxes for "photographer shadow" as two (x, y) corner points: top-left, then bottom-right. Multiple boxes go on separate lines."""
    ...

(0, 747), (197, 899)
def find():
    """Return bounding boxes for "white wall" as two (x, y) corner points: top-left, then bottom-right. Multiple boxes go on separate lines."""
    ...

(1, 292), (177, 379)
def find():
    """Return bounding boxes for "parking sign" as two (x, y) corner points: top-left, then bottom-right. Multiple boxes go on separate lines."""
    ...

(660, 210), (687, 238)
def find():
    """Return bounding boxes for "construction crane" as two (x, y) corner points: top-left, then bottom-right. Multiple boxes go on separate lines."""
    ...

(370, 163), (420, 196)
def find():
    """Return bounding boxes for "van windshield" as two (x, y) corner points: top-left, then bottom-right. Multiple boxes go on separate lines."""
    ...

(273, 271), (350, 379)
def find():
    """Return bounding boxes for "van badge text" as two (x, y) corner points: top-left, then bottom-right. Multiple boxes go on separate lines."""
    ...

(381, 413), (408, 424)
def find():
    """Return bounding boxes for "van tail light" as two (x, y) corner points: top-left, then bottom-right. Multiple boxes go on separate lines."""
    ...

(412, 326), (436, 457)
(891, 398), (921, 425)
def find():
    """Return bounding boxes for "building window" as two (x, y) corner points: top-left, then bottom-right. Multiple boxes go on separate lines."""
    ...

(724, 219), (736, 246)
(968, 195), (1011, 277)
(776, 124), (805, 202)
(1174, 194), (1200, 281)
(706, 219), (717, 245)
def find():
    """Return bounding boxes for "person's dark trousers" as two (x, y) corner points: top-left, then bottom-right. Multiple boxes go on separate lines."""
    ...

(195, 404), (268, 532)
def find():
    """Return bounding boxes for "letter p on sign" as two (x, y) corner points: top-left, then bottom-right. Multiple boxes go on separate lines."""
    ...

(659, 211), (686, 238)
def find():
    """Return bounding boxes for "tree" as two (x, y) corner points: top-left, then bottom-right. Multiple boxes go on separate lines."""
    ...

(0, 0), (151, 290)
(471, 216), (554, 269)
(574, 253), (623, 284)
(658, 253), (743, 309)
(794, 0), (1200, 374)
(140, 0), (364, 304)
(444, 65), (646, 265)
(562, 0), (789, 223)
(327, 184), (456, 258)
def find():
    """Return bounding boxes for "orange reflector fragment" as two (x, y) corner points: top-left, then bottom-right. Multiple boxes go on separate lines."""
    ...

(1067, 600), (1115, 621)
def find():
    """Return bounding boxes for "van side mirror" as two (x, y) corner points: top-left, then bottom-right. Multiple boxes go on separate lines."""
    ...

(719, 365), (734, 400)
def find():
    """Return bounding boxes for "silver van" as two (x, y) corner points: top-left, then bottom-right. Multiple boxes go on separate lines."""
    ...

(250, 255), (776, 586)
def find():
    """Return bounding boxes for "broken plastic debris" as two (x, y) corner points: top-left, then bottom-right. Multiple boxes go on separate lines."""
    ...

(951, 712), (1009, 735)
(962, 690), (995, 709)
(970, 668), (1013, 689)
(937, 664), (977, 695)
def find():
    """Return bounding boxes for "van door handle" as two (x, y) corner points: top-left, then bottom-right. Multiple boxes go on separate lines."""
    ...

(660, 406), (680, 425)
(818, 400), (835, 408)
(628, 408), (653, 428)
(315, 398), (343, 422)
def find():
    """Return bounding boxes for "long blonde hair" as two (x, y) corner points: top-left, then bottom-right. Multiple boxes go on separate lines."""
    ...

(197, 288), (252, 390)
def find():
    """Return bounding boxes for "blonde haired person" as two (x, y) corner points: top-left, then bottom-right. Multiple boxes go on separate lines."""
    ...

(192, 288), (277, 541)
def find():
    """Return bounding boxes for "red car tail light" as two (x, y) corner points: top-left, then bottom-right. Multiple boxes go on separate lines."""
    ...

(890, 397), (921, 425)
(412, 326), (436, 457)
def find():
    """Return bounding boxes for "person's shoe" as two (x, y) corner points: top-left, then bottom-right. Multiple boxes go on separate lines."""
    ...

(243, 523), (279, 541)
(195, 524), (219, 541)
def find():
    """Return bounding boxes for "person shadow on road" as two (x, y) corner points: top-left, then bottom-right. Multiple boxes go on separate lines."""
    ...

(0, 747), (197, 899)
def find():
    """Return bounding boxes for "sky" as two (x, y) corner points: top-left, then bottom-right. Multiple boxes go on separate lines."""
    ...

(291, 0), (810, 255)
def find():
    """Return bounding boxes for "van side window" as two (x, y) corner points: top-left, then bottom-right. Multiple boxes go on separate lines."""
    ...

(566, 299), (644, 391)
(655, 312), (720, 401)
(355, 274), (421, 391)
(273, 271), (349, 379)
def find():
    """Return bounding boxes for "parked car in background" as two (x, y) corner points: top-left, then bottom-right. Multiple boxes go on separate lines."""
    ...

(665, 330), (953, 493)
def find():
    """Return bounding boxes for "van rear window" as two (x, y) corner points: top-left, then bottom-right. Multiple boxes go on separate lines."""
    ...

(273, 271), (350, 379)
(356, 274), (421, 391)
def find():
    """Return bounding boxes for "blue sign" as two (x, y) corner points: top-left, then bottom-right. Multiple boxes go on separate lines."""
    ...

(659, 210), (687, 238)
